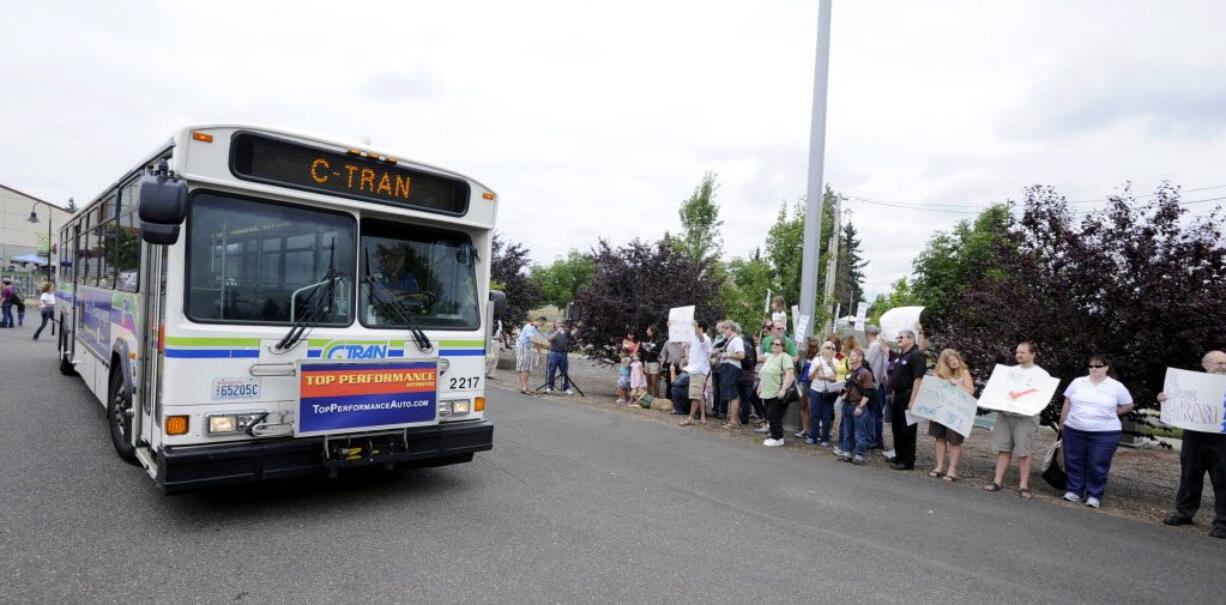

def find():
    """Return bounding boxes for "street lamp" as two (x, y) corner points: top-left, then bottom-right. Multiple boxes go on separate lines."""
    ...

(26, 198), (62, 283)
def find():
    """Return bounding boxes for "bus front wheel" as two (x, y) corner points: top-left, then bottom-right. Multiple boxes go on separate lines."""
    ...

(107, 367), (138, 464)
(57, 317), (75, 376)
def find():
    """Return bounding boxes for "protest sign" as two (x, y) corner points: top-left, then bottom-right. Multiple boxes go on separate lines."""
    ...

(854, 302), (868, 331)
(1160, 368), (1226, 434)
(667, 306), (695, 343)
(911, 377), (978, 438)
(795, 314), (810, 341)
(977, 364), (1061, 416)
(879, 306), (924, 346)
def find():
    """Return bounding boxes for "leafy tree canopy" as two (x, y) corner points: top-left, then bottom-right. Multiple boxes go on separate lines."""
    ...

(530, 250), (595, 310)
(490, 232), (541, 328)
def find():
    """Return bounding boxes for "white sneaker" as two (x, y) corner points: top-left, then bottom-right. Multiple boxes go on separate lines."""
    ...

(883, 449), (897, 461)
(1086, 497), (1101, 509)
(763, 438), (784, 447)
(754, 425), (770, 434)
(793, 431), (807, 438)
(833, 447), (848, 457)
(565, 389), (575, 395)
(1063, 492), (1080, 503)
(546, 387), (553, 393)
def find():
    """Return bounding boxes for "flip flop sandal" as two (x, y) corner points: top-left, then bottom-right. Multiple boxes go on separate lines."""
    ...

(679, 419), (695, 426)
(928, 470), (946, 478)
(944, 475), (961, 482)
(1018, 488), (1034, 499)
(983, 482), (1002, 492)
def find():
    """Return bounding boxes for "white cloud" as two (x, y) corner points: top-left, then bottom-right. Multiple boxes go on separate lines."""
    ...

(2, 0), (1224, 301)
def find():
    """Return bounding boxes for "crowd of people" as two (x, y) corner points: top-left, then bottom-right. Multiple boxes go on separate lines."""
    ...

(0, 279), (57, 338)
(504, 298), (1226, 540)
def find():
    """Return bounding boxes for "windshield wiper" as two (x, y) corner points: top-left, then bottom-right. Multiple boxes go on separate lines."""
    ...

(275, 237), (345, 352)
(364, 246), (433, 353)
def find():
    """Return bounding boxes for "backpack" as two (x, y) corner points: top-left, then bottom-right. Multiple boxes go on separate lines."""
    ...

(740, 334), (757, 372)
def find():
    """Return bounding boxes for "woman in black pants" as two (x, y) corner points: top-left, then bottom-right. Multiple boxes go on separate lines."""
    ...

(757, 339), (795, 447)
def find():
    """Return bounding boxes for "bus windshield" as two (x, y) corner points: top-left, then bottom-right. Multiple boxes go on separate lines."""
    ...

(187, 192), (355, 324)
(359, 219), (480, 330)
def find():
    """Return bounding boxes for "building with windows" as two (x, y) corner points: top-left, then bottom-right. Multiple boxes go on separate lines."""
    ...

(1, 183), (73, 293)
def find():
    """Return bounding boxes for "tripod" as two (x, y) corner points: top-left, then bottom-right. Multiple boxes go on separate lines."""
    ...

(533, 321), (585, 397)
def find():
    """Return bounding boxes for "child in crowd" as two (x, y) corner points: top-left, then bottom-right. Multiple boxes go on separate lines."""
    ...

(771, 296), (788, 334)
(616, 355), (632, 403)
(629, 352), (647, 406)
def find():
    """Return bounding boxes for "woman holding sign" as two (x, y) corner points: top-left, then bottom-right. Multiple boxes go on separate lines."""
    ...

(928, 350), (975, 481)
(1058, 354), (1135, 509)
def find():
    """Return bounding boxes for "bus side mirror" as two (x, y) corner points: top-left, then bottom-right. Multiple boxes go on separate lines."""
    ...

(490, 290), (507, 319)
(138, 175), (188, 245)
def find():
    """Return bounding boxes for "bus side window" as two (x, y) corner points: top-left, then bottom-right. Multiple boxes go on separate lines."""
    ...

(116, 179), (140, 292)
(77, 216), (91, 287)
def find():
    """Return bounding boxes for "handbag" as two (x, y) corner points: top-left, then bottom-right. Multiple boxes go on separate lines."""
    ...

(1042, 437), (1068, 491)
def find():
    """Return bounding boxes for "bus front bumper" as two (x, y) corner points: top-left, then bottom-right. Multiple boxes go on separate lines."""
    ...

(156, 420), (493, 494)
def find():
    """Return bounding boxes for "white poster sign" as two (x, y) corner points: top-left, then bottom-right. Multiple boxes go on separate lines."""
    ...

(795, 314), (810, 341)
(911, 377), (978, 438)
(879, 306), (924, 346)
(977, 364), (1061, 417)
(1161, 368), (1226, 434)
(667, 306), (695, 343)
(854, 302), (868, 331)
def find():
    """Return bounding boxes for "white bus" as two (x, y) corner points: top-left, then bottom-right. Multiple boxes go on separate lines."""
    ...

(56, 125), (504, 493)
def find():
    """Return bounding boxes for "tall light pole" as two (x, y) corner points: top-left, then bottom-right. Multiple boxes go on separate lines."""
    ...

(26, 198), (60, 283)
(799, 0), (833, 351)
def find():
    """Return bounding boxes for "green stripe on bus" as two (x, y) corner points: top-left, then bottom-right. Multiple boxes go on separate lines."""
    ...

(438, 339), (485, 348)
(164, 336), (262, 347)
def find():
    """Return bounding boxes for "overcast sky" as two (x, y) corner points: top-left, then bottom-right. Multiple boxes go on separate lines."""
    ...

(3, 0), (1225, 299)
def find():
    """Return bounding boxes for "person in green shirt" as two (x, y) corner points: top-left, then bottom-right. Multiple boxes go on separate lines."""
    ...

(758, 338), (795, 447)
(760, 324), (796, 357)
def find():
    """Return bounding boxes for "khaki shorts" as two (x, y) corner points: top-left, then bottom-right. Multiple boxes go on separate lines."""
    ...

(688, 373), (707, 400)
(646, 362), (660, 375)
(992, 413), (1039, 457)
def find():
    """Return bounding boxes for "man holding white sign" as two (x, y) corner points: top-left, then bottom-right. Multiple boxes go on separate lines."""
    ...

(979, 342), (1059, 499)
(1159, 350), (1226, 539)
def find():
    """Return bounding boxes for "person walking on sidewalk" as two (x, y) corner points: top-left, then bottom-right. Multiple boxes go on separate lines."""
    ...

(983, 341), (1050, 499)
(0, 278), (14, 328)
(32, 283), (56, 340)
(889, 330), (926, 470)
(1160, 350), (1226, 538)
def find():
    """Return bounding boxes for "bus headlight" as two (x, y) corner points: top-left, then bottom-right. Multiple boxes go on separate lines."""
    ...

(207, 412), (266, 435)
(438, 399), (469, 417)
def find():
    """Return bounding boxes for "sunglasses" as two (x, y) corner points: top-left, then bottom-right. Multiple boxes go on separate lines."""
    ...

(772, 342), (784, 346)
(1088, 364), (1106, 369)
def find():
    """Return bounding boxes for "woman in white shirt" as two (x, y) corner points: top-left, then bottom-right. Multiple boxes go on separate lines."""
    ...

(32, 282), (56, 341)
(1058, 354), (1135, 509)
(806, 341), (840, 447)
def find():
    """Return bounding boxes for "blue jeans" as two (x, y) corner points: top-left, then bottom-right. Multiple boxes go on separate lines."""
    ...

(546, 351), (570, 390)
(33, 308), (54, 339)
(869, 389), (886, 448)
(1063, 427), (1121, 500)
(839, 401), (858, 453)
(0, 302), (12, 327)
(809, 389), (837, 443)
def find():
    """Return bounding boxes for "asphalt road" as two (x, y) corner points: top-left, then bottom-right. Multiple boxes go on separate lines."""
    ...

(2, 324), (1223, 605)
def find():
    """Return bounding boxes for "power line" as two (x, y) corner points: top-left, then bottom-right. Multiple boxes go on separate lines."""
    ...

(844, 187), (1226, 215)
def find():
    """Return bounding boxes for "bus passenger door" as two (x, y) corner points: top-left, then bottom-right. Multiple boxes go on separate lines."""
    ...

(137, 242), (166, 448)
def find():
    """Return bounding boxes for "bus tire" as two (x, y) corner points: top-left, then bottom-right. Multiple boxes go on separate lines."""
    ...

(107, 366), (138, 464)
(58, 317), (76, 376)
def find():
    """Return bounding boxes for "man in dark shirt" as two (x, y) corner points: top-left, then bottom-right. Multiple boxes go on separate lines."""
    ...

(890, 329), (926, 470)
(546, 320), (574, 394)
(1161, 350), (1226, 538)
